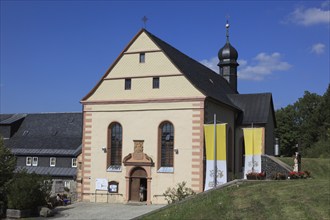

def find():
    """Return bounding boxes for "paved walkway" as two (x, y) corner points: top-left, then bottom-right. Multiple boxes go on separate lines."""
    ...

(48, 202), (165, 220)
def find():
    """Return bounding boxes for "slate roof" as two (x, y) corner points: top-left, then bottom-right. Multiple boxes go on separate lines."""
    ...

(82, 29), (240, 110)
(228, 93), (275, 126)
(0, 114), (15, 123)
(81, 29), (275, 126)
(0, 114), (27, 124)
(3, 113), (82, 156)
(16, 166), (77, 177)
(11, 147), (81, 157)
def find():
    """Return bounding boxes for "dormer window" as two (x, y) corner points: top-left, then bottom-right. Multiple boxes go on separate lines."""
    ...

(139, 53), (145, 63)
(72, 158), (77, 167)
(50, 157), (56, 167)
(26, 157), (32, 166)
(32, 157), (38, 166)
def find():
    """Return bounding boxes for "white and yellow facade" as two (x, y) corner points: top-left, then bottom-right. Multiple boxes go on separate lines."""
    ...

(78, 29), (275, 204)
(80, 30), (208, 204)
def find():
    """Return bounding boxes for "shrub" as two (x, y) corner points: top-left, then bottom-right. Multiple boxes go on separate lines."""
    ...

(7, 170), (52, 210)
(271, 172), (287, 180)
(163, 181), (196, 204)
(246, 172), (266, 180)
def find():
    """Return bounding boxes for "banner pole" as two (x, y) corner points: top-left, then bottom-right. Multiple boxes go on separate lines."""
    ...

(252, 123), (254, 173)
(214, 114), (217, 188)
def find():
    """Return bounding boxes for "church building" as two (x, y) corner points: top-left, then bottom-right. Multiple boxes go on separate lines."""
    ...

(79, 24), (276, 204)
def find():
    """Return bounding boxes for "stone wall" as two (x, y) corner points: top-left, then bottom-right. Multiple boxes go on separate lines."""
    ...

(261, 155), (292, 179)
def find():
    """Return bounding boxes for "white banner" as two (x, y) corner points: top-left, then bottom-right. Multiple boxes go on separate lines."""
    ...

(244, 155), (262, 179)
(204, 124), (227, 191)
(205, 160), (227, 190)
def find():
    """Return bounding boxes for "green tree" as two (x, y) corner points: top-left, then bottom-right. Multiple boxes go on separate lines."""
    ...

(275, 105), (299, 156)
(0, 137), (16, 216)
(316, 85), (330, 141)
(293, 91), (322, 152)
(276, 85), (330, 157)
(7, 170), (52, 210)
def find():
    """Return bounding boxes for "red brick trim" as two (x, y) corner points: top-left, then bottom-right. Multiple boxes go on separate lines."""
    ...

(191, 107), (204, 193)
(81, 110), (93, 201)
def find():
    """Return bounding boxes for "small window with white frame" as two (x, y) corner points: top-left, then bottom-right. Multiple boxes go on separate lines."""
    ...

(32, 157), (38, 166)
(26, 157), (32, 166)
(64, 180), (71, 189)
(50, 157), (56, 167)
(72, 158), (77, 167)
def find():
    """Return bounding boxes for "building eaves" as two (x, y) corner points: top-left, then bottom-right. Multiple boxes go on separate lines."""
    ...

(11, 148), (79, 156)
(16, 166), (77, 177)
(144, 29), (240, 111)
(0, 114), (27, 125)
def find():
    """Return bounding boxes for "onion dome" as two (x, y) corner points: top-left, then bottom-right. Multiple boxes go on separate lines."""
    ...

(218, 22), (238, 64)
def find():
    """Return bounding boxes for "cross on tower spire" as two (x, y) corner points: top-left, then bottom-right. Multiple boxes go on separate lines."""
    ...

(225, 15), (230, 42)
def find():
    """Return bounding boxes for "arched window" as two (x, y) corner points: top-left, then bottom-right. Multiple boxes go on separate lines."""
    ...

(158, 122), (174, 169)
(107, 122), (122, 168)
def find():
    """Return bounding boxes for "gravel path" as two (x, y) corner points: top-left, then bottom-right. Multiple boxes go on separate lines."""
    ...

(47, 202), (165, 220)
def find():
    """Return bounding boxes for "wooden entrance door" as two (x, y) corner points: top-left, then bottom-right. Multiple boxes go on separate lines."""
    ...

(129, 167), (147, 201)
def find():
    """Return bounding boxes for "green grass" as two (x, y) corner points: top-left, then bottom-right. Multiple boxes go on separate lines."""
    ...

(141, 158), (330, 220)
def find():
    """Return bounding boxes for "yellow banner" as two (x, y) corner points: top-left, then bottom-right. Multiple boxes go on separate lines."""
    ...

(204, 124), (227, 160)
(243, 128), (264, 155)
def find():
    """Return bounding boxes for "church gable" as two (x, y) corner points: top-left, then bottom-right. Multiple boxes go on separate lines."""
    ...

(105, 31), (182, 79)
(125, 31), (160, 53)
(82, 29), (204, 102)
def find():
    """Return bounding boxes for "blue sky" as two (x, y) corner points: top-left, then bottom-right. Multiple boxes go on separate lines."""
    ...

(1, 0), (329, 113)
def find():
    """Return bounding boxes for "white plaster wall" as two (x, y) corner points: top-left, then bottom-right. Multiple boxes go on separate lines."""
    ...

(88, 75), (204, 101)
(87, 106), (198, 204)
(106, 52), (180, 79)
(126, 32), (160, 53)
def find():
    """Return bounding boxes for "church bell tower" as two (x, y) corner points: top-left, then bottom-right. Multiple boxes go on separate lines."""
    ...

(218, 21), (239, 92)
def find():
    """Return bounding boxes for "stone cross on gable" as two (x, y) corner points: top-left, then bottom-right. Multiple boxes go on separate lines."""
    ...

(142, 16), (148, 29)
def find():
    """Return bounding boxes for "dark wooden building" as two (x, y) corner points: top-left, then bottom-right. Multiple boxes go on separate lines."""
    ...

(0, 113), (82, 197)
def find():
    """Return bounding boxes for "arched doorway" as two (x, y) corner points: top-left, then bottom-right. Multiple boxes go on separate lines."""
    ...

(129, 167), (147, 202)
